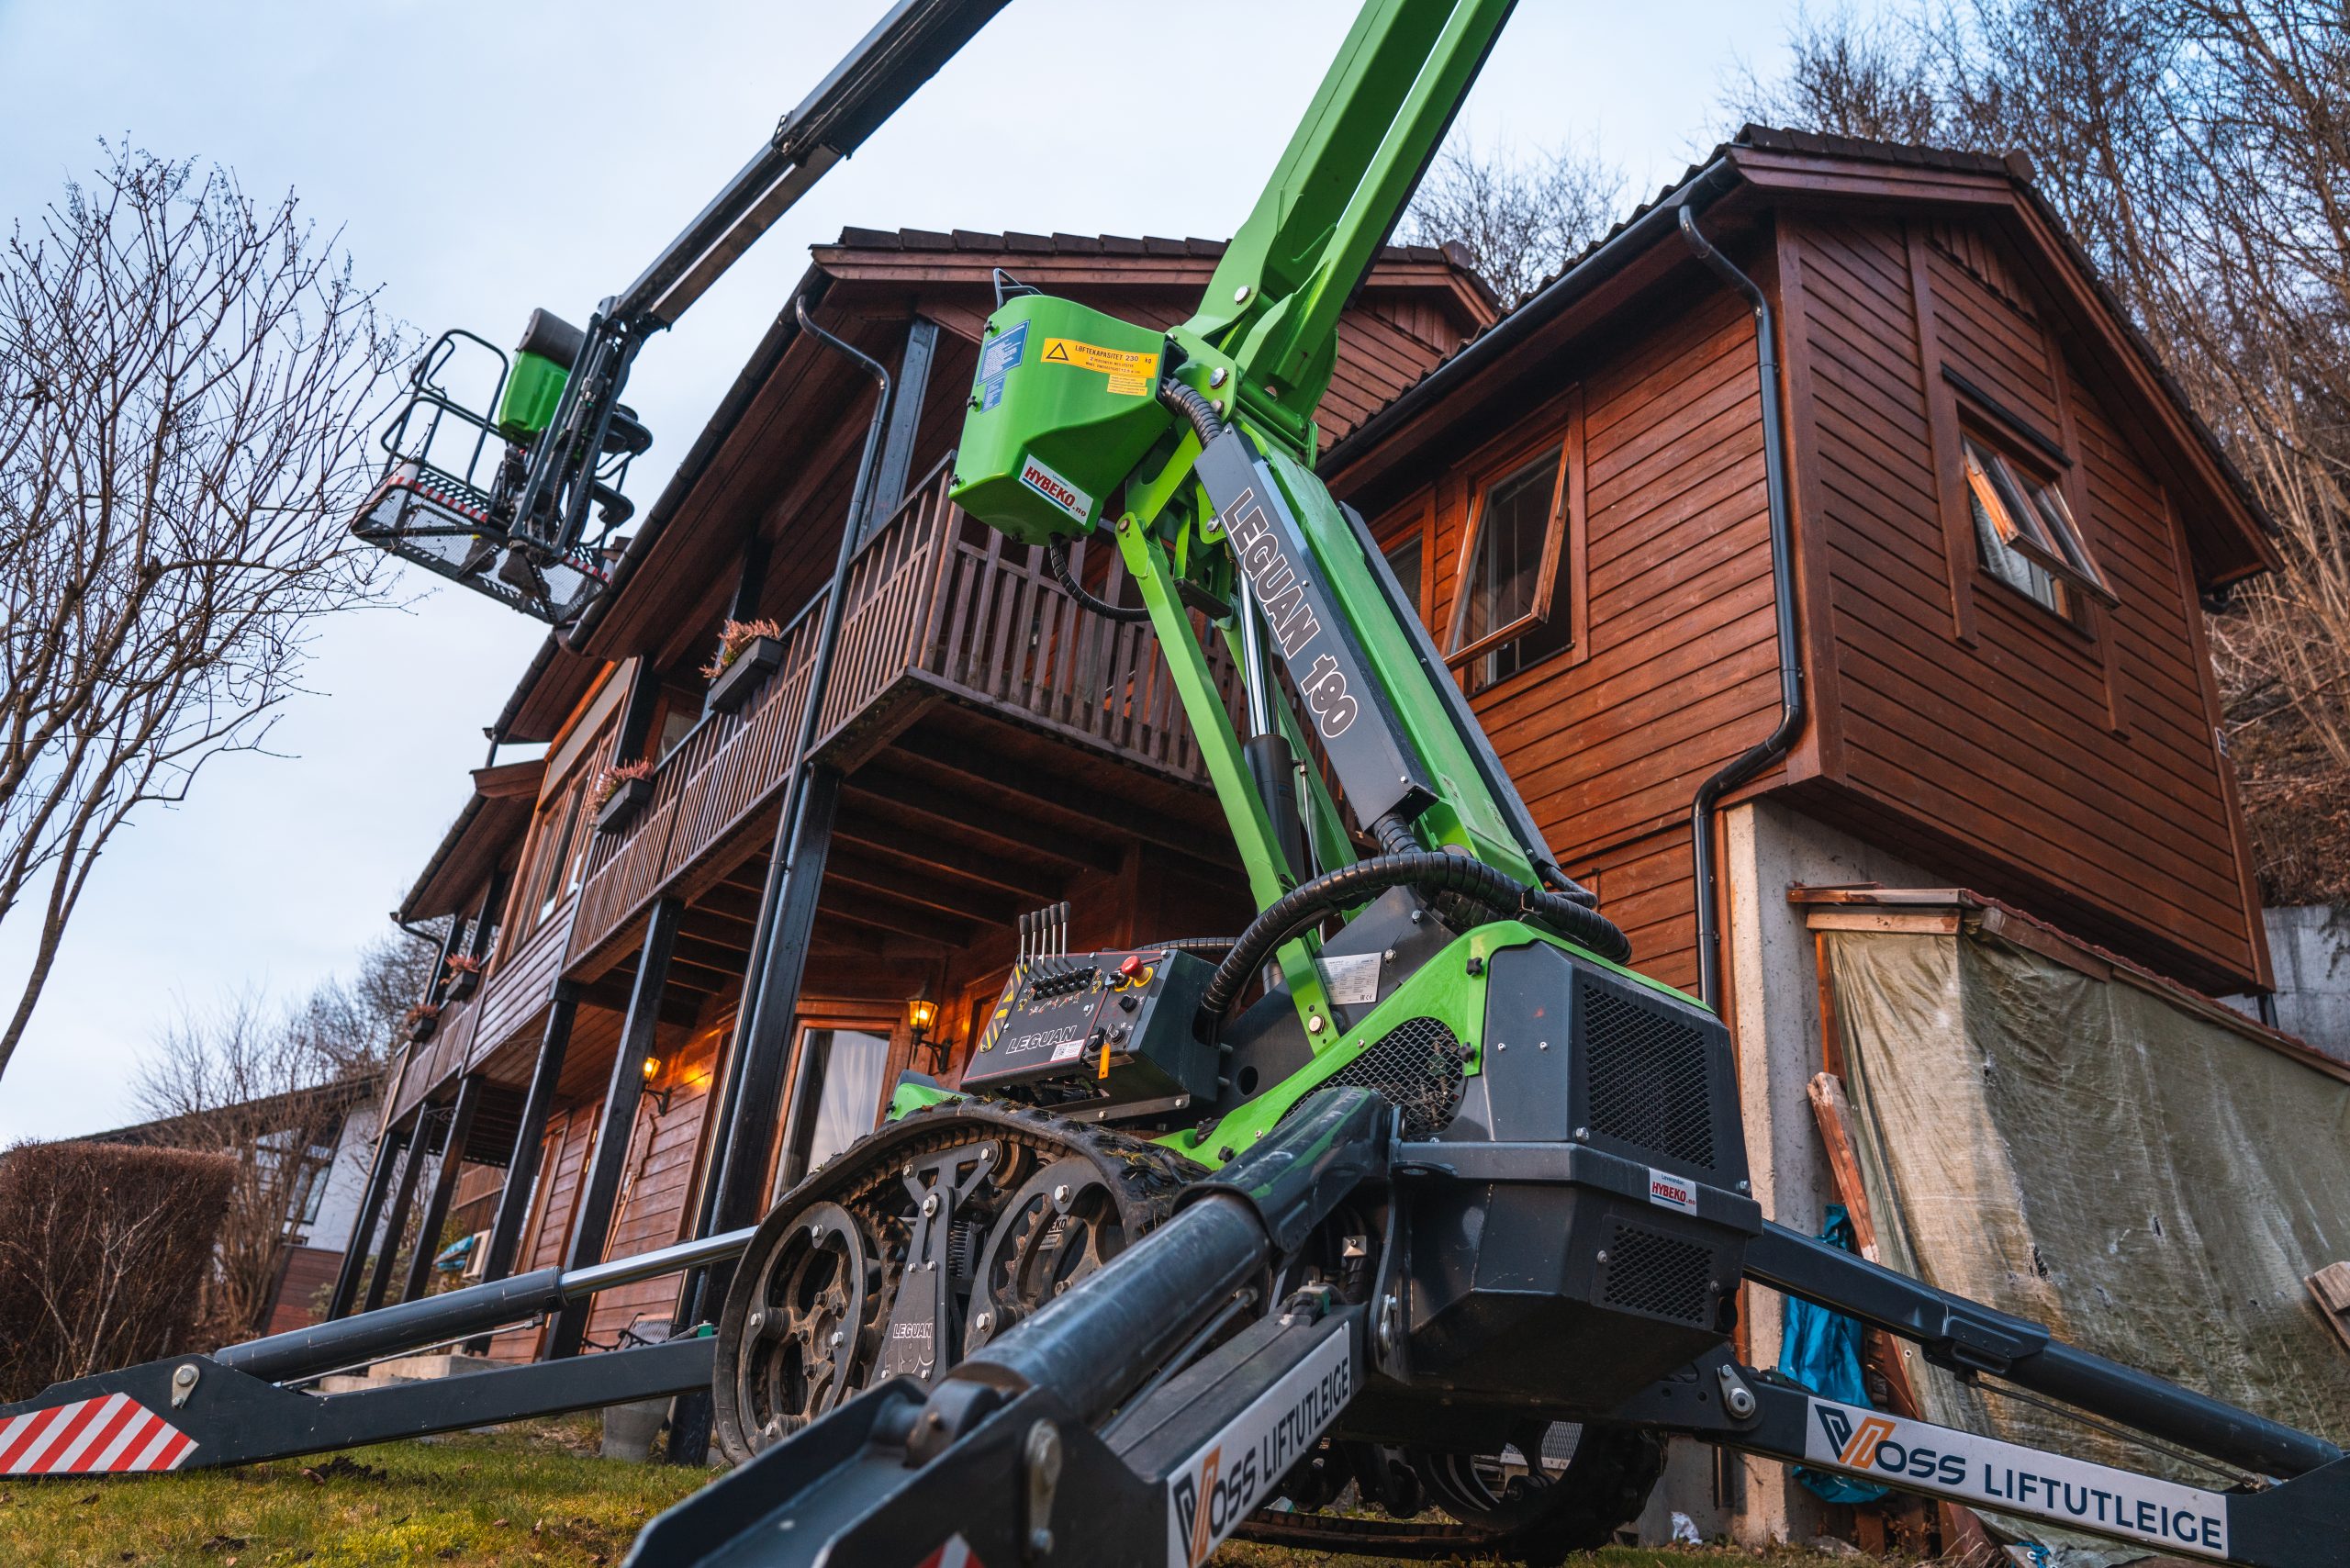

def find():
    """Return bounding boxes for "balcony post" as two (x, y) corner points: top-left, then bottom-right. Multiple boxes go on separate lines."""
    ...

(324, 1115), (408, 1321)
(399, 1073), (485, 1305)
(362, 1103), (438, 1316)
(481, 980), (578, 1284)
(862, 318), (939, 545)
(549, 895), (683, 1358)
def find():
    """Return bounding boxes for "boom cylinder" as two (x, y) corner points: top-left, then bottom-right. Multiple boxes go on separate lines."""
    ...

(214, 1227), (756, 1384)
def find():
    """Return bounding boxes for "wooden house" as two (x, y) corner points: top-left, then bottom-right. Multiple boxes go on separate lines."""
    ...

(330, 129), (2300, 1538)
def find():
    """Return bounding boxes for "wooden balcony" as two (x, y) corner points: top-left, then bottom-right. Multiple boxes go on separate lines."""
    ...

(565, 458), (1231, 974)
(385, 891), (577, 1124)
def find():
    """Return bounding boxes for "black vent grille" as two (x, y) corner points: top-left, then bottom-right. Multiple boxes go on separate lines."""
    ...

(1583, 985), (1717, 1170)
(1599, 1219), (1715, 1325)
(1322, 1016), (1468, 1140)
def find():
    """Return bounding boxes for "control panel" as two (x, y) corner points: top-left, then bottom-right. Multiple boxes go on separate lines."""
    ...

(959, 947), (1217, 1109)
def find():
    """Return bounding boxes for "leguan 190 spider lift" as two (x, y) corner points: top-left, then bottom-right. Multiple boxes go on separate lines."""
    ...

(7, 2), (2346, 1564)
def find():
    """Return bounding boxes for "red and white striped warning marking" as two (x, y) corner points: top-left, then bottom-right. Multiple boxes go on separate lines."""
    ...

(914, 1534), (985, 1568)
(0, 1394), (195, 1474)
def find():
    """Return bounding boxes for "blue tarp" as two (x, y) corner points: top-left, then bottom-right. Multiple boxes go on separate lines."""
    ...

(1778, 1204), (1890, 1504)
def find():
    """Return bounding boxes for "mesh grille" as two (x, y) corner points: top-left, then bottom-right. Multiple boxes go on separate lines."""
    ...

(1583, 986), (1717, 1170)
(1599, 1219), (1715, 1325)
(1323, 1016), (1467, 1140)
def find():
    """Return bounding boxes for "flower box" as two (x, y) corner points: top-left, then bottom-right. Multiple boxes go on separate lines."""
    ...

(444, 968), (481, 1002)
(706, 634), (783, 714)
(596, 774), (655, 834)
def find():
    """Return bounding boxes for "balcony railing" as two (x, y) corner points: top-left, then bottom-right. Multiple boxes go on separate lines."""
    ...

(566, 457), (1229, 969)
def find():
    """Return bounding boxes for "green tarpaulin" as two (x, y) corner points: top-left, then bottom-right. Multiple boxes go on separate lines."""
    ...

(1822, 924), (2350, 1561)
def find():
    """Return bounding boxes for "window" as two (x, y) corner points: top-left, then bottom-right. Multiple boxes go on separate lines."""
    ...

(1962, 435), (2114, 617)
(1382, 531), (1426, 625)
(1445, 437), (1576, 689)
(789, 1027), (892, 1179)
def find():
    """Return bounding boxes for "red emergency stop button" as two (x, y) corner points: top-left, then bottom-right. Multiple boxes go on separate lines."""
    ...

(1119, 954), (1143, 978)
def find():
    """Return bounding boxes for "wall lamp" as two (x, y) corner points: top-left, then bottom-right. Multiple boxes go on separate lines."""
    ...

(642, 1053), (675, 1114)
(907, 985), (941, 1071)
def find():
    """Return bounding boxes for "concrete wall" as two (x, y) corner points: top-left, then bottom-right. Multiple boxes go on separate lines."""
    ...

(1703, 797), (1939, 1548)
(2223, 906), (2350, 1064)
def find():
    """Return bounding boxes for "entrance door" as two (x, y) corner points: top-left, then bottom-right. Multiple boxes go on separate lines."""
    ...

(774, 1019), (896, 1200)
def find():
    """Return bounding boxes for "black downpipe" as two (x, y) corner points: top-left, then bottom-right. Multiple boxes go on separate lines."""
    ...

(1679, 208), (1805, 1013)
(680, 302), (892, 1316)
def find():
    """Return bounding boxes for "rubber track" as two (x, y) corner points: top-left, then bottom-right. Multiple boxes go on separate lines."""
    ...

(715, 1102), (1202, 1462)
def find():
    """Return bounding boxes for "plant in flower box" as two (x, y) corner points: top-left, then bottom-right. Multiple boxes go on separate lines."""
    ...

(405, 1000), (442, 1043)
(442, 950), (487, 1002)
(702, 617), (785, 713)
(594, 757), (658, 834)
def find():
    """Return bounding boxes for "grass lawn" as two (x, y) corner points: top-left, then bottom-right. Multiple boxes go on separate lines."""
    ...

(0, 1416), (1866, 1567)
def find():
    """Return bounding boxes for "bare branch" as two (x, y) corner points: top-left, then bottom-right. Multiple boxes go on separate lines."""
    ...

(0, 144), (407, 1081)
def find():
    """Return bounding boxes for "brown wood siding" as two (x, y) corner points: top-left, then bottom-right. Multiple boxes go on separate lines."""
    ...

(582, 1013), (731, 1346)
(263, 1246), (345, 1337)
(1380, 282), (1783, 995)
(1787, 212), (2258, 989)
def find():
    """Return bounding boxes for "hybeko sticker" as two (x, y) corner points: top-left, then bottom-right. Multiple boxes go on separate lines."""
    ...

(1647, 1168), (1698, 1214)
(1017, 454), (1093, 523)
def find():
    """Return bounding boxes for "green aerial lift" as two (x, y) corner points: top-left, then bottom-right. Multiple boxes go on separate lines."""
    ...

(8, 4), (2346, 1564)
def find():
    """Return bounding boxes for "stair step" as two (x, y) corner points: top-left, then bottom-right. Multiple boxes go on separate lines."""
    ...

(314, 1374), (378, 1394)
(370, 1352), (494, 1383)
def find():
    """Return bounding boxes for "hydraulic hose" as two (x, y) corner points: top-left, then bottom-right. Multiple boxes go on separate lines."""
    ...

(1159, 378), (1227, 446)
(1046, 538), (1150, 622)
(1196, 834), (1631, 1026)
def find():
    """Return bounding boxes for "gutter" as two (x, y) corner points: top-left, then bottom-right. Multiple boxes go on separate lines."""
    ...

(1325, 156), (1740, 477)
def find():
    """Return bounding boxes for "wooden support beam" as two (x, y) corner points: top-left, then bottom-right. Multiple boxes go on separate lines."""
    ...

(477, 984), (576, 1290)
(832, 808), (1067, 903)
(823, 847), (1017, 924)
(401, 1074), (484, 1304)
(813, 895), (969, 948)
(888, 728), (1225, 869)
(845, 767), (1118, 873)
(551, 897), (682, 1358)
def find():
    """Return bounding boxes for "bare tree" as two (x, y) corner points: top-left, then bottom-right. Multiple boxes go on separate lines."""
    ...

(1727, 5), (1946, 145)
(130, 927), (437, 1341)
(0, 145), (402, 1083)
(1400, 139), (1628, 309)
(1734, 0), (2350, 905)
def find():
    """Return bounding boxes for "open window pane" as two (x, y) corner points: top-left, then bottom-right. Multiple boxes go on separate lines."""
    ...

(1447, 443), (1571, 684)
(1962, 436), (2115, 611)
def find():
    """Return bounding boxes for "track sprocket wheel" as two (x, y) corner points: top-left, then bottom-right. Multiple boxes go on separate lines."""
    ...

(712, 1102), (1198, 1465)
(719, 1200), (890, 1452)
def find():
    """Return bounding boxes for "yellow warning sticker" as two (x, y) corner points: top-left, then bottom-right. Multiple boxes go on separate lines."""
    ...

(1042, 337), (1158, 397)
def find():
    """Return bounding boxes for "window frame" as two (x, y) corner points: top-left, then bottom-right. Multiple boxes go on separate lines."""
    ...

(1961, 431), (2117, 612)
(1441, 387), (1588, 687)
(1372, 491), (1433, 630)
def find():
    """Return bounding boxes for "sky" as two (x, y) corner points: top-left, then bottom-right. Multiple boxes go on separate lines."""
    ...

(0, 0), (1816, 1143)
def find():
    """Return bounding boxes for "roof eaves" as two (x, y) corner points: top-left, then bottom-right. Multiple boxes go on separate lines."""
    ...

(561, 262), (834, 656)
